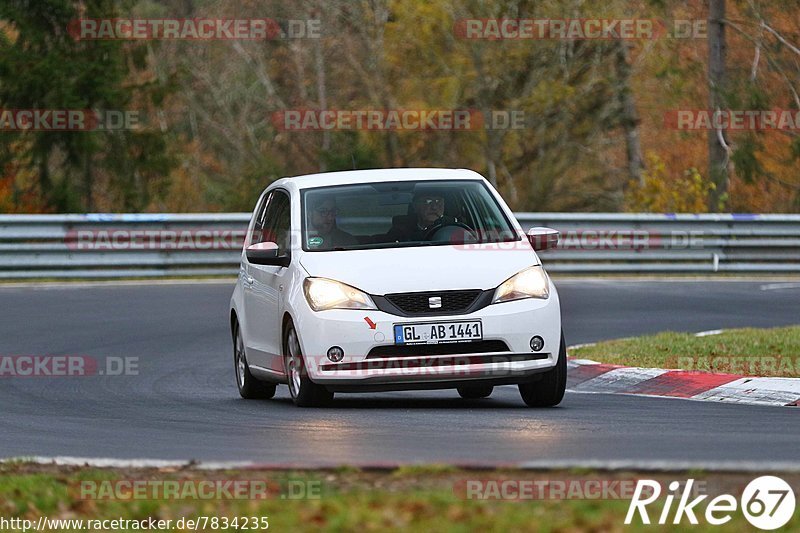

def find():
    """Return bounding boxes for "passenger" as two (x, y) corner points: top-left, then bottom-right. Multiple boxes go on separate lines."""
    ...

(306, 196), (358, 250)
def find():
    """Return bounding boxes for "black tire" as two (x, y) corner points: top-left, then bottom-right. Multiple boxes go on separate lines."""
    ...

(518, 332), (567, 407)
(284, 322), (334, 407)
(233, 321), (277, 399)
(457, 385), (494, 399)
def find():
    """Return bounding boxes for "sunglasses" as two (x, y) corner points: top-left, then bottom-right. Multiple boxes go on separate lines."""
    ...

(314, 208), (338, 217)
(418, 198), (444, 207)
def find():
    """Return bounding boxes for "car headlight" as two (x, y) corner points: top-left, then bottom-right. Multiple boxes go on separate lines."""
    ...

(303, 277), (376, 311)
(492, 265), (549, 304)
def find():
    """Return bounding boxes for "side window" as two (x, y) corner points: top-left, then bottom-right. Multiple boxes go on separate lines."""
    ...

(262, 190), (291, 256)
(249, 192), (272, 246)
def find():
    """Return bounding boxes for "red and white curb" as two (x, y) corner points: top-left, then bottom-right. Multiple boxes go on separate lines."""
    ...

(567, 358), (800, 407)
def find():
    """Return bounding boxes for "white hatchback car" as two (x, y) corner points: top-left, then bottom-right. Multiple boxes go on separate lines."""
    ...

(230, 168), (565, 407)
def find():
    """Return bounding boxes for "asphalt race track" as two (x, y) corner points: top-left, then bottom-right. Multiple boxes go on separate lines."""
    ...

(0, 279), (798, 467)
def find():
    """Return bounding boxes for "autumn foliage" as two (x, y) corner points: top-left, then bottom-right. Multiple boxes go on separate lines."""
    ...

(1, 0), (798, 214)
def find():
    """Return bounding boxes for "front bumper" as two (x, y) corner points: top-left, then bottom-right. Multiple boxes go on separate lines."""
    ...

(292, 291), (561, 387)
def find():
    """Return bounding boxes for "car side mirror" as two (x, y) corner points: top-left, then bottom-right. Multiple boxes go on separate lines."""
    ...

(526, 227), (559, 251)
(246, 242), (288, 266)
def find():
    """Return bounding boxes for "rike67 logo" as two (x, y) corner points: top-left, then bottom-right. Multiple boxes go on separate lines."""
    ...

(626, 476), (796, 530)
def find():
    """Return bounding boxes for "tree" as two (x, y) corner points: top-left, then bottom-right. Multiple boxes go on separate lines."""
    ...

(0, 0), (172, 212)
(707, 0), (729, 211)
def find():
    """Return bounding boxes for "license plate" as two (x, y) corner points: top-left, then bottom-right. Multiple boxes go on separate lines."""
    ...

(393, 321), (483, 345)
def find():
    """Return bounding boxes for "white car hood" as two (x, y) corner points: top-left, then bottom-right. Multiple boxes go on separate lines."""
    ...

(299, 244), (540, 295)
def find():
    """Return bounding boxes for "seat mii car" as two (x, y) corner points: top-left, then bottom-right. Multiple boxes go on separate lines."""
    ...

(229, 168), (565, 407)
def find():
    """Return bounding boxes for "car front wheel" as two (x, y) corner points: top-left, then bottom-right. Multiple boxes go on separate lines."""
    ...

(518, 332), (567, 407)
(284, 322), (334, 407)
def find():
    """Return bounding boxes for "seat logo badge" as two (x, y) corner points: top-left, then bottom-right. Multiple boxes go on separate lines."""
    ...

(428, 296), (442, 309)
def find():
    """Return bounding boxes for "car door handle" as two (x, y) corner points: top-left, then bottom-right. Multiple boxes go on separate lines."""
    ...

(244, 275), (254, 285)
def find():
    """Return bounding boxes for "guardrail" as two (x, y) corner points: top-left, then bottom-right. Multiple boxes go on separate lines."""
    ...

(0, 213), (798, 278)
(523, 213), (800, 273)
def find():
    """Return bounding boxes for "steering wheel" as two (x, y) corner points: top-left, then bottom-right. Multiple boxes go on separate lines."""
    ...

(424, 220), (478, 243)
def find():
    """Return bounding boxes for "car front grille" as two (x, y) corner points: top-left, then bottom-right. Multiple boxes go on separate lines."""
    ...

(384, 289), (483, 315)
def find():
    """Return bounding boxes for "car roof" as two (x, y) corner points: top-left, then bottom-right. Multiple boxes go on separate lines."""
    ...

(269, 168), (485, 191)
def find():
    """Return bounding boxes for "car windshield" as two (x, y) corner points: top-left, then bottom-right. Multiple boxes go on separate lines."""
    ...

(301, 180), (519, 251)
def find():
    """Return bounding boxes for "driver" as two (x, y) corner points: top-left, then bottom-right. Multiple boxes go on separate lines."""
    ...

(386, 191), (456, 242)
